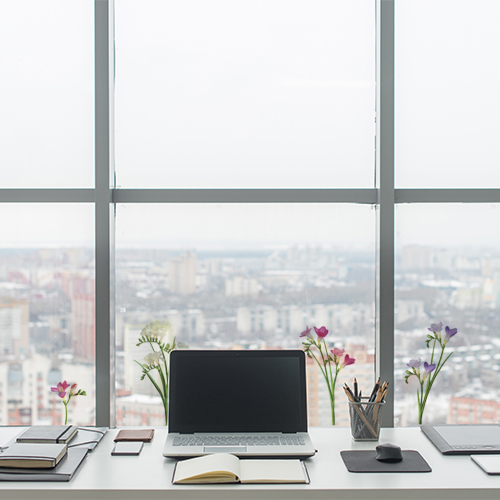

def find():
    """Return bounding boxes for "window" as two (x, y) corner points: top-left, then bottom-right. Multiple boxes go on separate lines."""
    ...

(1, 0), (499, 428)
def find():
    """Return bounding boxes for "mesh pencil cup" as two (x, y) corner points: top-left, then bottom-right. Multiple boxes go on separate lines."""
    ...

(348, 397), (385, 441)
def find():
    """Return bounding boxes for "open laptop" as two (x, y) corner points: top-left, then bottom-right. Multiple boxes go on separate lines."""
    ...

(163, 349), (316, 459)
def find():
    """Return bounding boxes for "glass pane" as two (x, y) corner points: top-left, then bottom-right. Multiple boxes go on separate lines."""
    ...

(395, 0), (500, 187)
(0, 204), (95, 425)
(115, 203), (376, 426)
(395, 204), (500, 426)
(0, 1), (94, 187)
(115, 0), (376, 188)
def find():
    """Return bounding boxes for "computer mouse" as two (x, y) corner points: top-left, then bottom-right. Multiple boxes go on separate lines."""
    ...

(375, 443), (403, 462)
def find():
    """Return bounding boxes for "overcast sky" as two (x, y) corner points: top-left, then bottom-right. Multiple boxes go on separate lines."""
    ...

(1, 1), (500, 248)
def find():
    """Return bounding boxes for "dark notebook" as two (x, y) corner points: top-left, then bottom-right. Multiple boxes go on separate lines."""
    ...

(0, 447), (88, 481)
(17, 425), (78, 444)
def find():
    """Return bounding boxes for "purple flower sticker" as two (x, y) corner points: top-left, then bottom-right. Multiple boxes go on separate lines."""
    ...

(428, 322), (443, 333)
(406, 357), (422, 369)
(443, 326), (457, 345)
(422, 361), (436, 381)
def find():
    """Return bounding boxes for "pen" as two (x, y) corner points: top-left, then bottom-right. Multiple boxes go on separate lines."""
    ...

(344, 383), (356, 402)
(369, 377), (380, 403)
(354, 378), (358, 400)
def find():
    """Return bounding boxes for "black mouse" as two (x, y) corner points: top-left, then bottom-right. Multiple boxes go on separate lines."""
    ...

(375, 443), (403, 462)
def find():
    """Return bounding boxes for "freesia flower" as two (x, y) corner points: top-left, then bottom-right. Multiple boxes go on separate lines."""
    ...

(299, 326), (355, 425)
(300, 326), (313, 339)
(50, 380), (86, 425)
(144, 351), (161, 365)
(314, 326), (329, 339)
(406, 358), (422, 370)
(405, 321), (456, 424)
(135, 320), (187, 425)
(340, 354), (355, 369)
(51, 381), (70, 399)
(330, 347), (345, 362)
(421, 361), (436, 381)
(141, 320), (170, 339)
(428, 322), (443, 333)
(443, 326), (457, 345)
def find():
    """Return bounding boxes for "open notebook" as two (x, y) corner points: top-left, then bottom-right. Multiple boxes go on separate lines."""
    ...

(163, 350), (316, 459)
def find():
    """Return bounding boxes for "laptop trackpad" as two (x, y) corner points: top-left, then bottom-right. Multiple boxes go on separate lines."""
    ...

(204, 446), (247, 453)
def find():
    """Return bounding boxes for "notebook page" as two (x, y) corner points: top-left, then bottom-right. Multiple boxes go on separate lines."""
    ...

(239, 459), (306, 483)
(174, 453), (240, 482)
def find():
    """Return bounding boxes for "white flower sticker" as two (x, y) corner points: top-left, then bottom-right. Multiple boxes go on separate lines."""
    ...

(144, 351), (161, 365)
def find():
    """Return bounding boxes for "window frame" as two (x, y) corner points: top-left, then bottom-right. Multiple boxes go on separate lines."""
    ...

(2, 0), (500, 427)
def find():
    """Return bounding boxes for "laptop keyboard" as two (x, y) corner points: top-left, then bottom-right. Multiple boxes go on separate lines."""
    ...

(173, 435), (306, 446)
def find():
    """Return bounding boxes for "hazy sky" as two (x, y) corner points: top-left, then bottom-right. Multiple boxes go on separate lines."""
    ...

(1, 1), (500, 248)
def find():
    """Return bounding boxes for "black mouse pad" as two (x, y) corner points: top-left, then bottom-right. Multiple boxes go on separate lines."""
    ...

(341, 450), (432, 473)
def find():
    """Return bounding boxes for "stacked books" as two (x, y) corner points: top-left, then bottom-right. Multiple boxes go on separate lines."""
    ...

(0, 425), (89, 482)
(16, 425), (78, 444)
(0, 443), (68, 469)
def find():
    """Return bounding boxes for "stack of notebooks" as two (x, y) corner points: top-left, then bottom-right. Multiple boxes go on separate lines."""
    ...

(0, 425), (103, 481)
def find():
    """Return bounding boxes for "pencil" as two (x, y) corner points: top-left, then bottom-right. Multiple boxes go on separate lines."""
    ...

(369, 377), (380, 402)
(344, 383), (356, 402)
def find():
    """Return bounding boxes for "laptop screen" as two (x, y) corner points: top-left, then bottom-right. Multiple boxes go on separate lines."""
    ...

(168, 350), (308, 433)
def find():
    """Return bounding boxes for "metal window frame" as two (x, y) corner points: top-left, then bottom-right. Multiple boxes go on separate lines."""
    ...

(2, 0), (500, 426)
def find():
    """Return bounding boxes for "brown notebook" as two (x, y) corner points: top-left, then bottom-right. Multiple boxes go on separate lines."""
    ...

(114, 429), (155, 442)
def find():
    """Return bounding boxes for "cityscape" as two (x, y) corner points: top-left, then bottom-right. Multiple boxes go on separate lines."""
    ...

(1, 243), (500, 427)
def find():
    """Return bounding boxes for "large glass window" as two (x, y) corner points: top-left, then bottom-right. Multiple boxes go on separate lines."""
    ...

(0, 1), (95, 188)
(114, 0), (376, 188)
(394, 203), (500, 426)
(0, 204), (95, 426)
(115, 203), (376, 426)
(395, 0), (500, 188)
(3, 1), (499, 428)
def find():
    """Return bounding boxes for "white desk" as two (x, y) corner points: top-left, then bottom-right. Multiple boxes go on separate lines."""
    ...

(1, 426), (499, 500)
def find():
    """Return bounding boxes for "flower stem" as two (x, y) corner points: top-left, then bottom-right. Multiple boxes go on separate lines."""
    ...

(64, 401), (68, 425)
(309, 340), (337, 425)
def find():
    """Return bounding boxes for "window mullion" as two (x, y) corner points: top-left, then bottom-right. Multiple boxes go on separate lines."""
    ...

(377, 0), (395, 427)
(95, 0), (114, 427)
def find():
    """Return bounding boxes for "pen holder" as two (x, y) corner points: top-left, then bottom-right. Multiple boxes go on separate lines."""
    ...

(348, 397), (385, 441)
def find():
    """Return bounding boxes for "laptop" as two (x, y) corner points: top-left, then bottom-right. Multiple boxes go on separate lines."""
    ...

(163, 349), (316, 459)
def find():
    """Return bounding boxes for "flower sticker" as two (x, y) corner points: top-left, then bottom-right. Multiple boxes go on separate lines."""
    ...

(144, 351), (161, 365)
(300, 326), (355, 425)
(314, 326), (329, 339)
(51, 380), (70, 399)
(404, 321), (457, 424)
(50, 381), (86, 425)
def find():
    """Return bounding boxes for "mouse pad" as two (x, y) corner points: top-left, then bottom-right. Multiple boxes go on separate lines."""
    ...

(341, 450), (432, 473)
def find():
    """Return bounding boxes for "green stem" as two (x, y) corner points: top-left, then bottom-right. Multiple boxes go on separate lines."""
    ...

(134, 360), (166, 403)
(422, 346), (447, 414)
(331, 370), (339, 425)
(310, 350), (335, 410)
(417, 382), (424, 424)
(310, 340), (337, 425)
(63, 401), (68, 425)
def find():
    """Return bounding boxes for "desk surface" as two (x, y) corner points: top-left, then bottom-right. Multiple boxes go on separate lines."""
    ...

(1, 426), (499, 500)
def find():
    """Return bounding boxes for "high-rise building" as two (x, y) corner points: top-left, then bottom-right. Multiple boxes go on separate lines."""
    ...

(72, 291), (95, 362)
(0, 298), (29, 357)
(169, 252), (197, 295)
